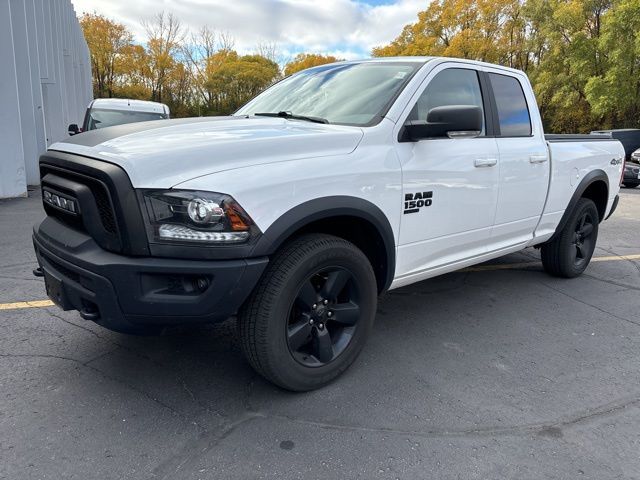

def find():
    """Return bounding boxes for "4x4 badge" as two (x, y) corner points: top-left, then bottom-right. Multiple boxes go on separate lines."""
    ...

(404, 191), (433, 214)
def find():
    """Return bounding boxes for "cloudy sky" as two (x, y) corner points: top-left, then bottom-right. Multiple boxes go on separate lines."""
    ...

(70, 0), (425, 61)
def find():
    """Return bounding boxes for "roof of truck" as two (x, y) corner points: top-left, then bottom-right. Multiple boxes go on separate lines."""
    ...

(332, 56), (527, 76)
(88, 98), (170, 115)
(350, 57), (434, 63)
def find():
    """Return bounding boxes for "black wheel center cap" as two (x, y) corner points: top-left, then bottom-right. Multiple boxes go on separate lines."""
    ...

(314, 305), (328, 319)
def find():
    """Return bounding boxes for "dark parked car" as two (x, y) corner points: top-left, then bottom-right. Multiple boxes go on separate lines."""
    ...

(591, 129), (640, 162)
(623, 152), (640, 188)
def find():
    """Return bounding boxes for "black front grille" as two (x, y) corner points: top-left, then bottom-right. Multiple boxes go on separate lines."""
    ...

(38, 151), (150, 256)
(40, 165), (120, 243)
(89, 179), (118, 234)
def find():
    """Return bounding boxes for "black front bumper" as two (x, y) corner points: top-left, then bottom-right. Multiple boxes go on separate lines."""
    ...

(33, 217), (268, 334)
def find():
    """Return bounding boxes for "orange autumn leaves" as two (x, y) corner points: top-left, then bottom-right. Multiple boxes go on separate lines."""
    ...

(373, 0), (640, 133)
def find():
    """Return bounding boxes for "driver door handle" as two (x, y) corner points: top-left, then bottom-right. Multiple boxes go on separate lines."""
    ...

(530, 154), (548, 164)
(474, 158), (497, 168)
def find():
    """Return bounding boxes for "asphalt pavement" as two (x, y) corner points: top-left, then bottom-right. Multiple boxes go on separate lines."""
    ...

(1, 187), (639, 480)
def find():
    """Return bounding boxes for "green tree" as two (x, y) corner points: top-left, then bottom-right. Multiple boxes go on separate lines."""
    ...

(204, 52), (280, 114)
(527, 0), (612, 132)
(585, 0), (640, 128)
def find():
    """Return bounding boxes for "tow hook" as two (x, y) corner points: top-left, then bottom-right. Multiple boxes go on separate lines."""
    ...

(79, 307), (100, 321)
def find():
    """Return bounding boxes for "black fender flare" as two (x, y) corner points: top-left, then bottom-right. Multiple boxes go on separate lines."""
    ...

(250, 196), (396, 292)
(549, 169), (609, 242)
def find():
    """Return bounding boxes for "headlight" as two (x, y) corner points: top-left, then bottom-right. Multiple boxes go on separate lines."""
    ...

(140, 190), (259, 244)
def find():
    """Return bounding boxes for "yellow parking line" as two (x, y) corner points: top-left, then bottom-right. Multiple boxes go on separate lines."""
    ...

(0, 300), (54, 311)
(591, 254), (640, 262)
(1, 254), (639, 312)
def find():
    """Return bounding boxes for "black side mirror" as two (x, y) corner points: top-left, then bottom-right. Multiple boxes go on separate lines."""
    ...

(401, 105), (483, 142)
(68, 124), (80, 136)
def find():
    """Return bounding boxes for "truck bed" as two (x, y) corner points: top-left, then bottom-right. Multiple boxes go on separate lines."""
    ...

(545, 134), (614, 143)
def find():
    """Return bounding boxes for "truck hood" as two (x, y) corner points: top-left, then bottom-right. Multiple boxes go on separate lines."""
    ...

(50, 116), (364, 188)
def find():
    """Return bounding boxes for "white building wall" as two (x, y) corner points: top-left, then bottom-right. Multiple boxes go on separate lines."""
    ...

(0, 0), (26, 198)
(1, 0), (92, 198)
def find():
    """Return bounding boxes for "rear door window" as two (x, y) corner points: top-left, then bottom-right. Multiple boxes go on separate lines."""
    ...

(488, 73), (531, 136)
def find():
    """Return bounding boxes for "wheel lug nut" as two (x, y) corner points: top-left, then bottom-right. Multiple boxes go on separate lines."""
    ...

(312, 303), (317, 309)
(323, 299), (329, 305)
(309, 319), (314, 325)
(327, 311), (332, 317)
(319, 323), (324, 329)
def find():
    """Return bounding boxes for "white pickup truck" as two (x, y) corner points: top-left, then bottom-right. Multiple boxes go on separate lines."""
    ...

(33, 57), (624, 390)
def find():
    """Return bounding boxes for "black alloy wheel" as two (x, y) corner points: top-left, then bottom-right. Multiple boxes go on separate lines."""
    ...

(572, 210), (595, 269)
(238, 234), (378, 391)
(287, 267), (361, 367)
(541, 197), (599, 278)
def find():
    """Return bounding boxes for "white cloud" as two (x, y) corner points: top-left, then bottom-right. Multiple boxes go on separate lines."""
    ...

(70, 0), (425, 60)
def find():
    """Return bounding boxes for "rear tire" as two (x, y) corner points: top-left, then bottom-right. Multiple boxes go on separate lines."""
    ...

(623, 183), (639, 188)
(238, 234), (377, 391)
(541, 198), (599, 278)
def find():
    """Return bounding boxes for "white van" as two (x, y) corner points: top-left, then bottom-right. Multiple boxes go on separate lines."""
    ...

(68, 98), (170, 135)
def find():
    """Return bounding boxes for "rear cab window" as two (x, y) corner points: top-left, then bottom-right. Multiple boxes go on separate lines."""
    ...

(488, 73), (532, 137)
(86, 109), (168, 130)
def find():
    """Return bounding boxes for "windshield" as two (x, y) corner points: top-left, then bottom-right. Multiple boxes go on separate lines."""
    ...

(85, 109), (168, 130)
(236, 62), (423, 126)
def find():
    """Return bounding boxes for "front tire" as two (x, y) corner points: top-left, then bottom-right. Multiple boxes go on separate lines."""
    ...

(238, 234), (377, 391)
(541, 198), (599, 278)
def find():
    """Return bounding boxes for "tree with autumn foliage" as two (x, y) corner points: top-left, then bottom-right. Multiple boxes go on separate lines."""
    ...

(142, 12), (185, 104)
(80, 13), (284, 117)
(372, 0), (534, 69)
(80, 3), (640, 131)
(114, 44), (152, 100)
(284, 53), (341, 76)
(80, 13), (134, 98)
(181, 29), (281, 115)
(373, 0), (640, 133)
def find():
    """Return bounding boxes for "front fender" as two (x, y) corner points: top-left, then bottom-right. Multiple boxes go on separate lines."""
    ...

(249, 196), (396, 291)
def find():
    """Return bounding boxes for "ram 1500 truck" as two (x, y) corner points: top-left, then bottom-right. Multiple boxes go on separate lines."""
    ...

(33, 57), (624, 391)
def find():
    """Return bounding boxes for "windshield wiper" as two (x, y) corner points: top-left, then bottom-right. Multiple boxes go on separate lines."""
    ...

(254, 111), (329, 124)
